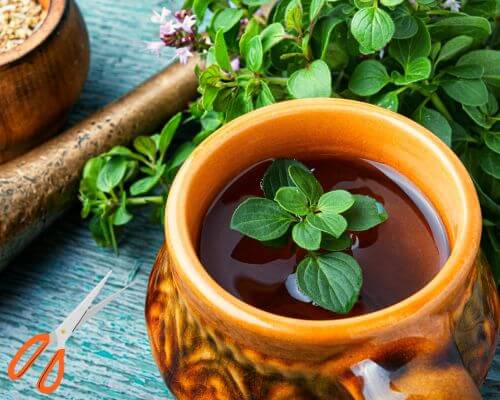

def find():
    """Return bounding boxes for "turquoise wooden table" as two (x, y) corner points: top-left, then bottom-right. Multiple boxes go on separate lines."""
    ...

(0, 1), (499, 399)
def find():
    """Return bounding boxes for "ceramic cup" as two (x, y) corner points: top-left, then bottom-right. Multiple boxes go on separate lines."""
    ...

(146, 99), (499, 399)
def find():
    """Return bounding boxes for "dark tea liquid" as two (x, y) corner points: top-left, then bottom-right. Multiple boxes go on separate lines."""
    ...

(199, 157), (449, 320)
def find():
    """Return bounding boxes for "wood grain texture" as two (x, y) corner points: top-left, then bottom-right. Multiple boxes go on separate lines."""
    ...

(0, 0), (90, 163)
(0, 0), (498, 399)
(0, 56), (199, 270)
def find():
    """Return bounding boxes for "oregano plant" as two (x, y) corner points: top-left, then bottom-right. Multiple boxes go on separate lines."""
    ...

(80, 0), (500, 283)
(230, 159), (388, 313)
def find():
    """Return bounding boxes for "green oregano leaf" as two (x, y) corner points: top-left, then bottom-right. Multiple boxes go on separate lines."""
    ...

(159, 112), (182, 156)
(457, 50), (500, 95)
(444, 65), (484, 80)
(306, 212), (348, 238)
(436, 36), (474, 66)
(214, 29), (232, 71)
(213, 8), (244, 33)
(296, 253), (362, 313)
(285, 0), (303, 33)
(130, 164), (166, 196)
(288, 165), (324, 204)
(133, 136), (157, 160)
(96, 157), (128, 193)
(317, 190), (355, 214)
(349, 60), (391, 96)
(440, 78), (489, 107)
(244, 36), (264, 72)
(287, 60), (332, 98)
(428, 16), (491, 42)
(391, 57), (431, 85)
(413, 107), (452, 146)
(81, 157), (105, 194)
(309, 0), (326, 22)
(275, 187), (310, 215)
(239, 18), (261, 55)
(292, 221), (322, 250)
(485, 132), (500, 154)
(230, 197), (296, 241)
(391, 6), (418, 39)
(193, 0), (211, 21)
(262, 159), (309, 199)
(255, 81), (275, 108)
(375, 91), (399, 112)
(113, 192), (133, 226)
(480, 150), (500, 179)
(260, 23), (286, 53)
(343, 194), (388, 231)
(351, 7), (394, 54)
(321, 232), (352, 251)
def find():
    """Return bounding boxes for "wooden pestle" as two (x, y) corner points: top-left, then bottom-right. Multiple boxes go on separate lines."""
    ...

(0, 57), (199, 269)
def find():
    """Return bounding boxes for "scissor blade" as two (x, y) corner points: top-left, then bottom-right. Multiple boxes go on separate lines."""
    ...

(74, 282), (135, 330)
(55, 271), (112, 341)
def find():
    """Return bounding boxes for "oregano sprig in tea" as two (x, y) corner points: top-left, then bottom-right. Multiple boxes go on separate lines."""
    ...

(230, 159), (388, 313)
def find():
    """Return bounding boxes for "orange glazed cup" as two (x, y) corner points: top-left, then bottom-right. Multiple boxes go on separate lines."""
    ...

(146, 99), (499, 399)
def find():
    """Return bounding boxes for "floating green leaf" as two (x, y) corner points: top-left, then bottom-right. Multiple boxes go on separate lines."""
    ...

(343, 195), (388, 231)
(288, 164), (324, 204)
(306, 212), (348, 238)
(296, 253), (362, 313)
(292, 221), (322, 250)
(230, 197), (296, 241)
(262, 159), (309, 199)
(321, 232), (352, 251)
(275, 187), (310, 215)
(317, 190), (355, 214)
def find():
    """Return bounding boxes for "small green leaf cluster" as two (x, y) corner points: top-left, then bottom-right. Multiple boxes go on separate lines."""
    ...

(79, 113), (197, 252)
(230, 159), (388, 313)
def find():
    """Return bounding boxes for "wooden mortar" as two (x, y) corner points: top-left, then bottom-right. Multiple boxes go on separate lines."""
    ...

(0, 57), (199, 269)
(0, 0), (90, 163)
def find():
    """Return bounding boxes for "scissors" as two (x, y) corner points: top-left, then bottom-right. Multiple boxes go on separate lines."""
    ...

(7, 271), (131, 394)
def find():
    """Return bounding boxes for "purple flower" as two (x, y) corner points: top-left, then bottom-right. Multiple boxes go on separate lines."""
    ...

(230, 57), (240, 71)
(176, 15), (196, 33)
(150, 7), (171, 24)
(176, 47), (193, 64)
(442, 0), (461, 11)
(144, 41), (165, 56)
(160, 20), (177, 37)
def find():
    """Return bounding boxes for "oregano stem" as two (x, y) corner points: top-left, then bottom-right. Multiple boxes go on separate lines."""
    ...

(264, 76), (288, 86)
(126, 196), (164, 205)
(430, 93), (453, 121)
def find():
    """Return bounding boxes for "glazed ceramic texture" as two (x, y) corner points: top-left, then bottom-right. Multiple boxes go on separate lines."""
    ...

(145, 99), (499, 399)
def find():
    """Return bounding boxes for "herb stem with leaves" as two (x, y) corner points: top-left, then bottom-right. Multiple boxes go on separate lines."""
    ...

(230, 159), (388, 313)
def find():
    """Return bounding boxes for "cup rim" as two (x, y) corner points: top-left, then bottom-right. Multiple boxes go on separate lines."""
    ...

(0, 0), (67, 67)
(165, 99), (482, 344)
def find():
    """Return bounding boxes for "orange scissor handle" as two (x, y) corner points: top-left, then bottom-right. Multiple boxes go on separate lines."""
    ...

(7, 333), (50, 380)
(37, 348), (65, 394)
